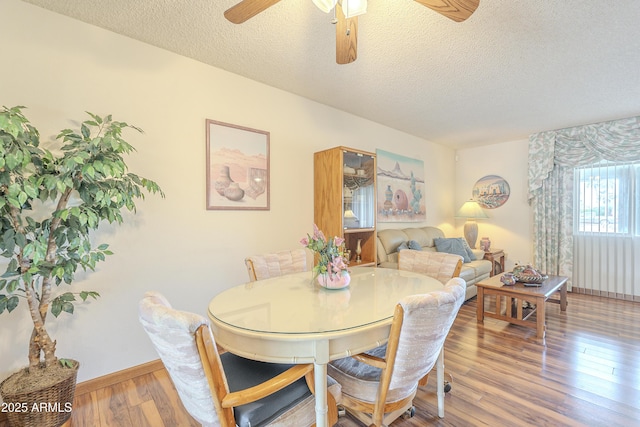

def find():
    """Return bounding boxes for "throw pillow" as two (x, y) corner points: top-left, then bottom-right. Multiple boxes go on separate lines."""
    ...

(408, 240), (422, 251)
(397, 242), (409, 252)
(434, 237), (470, 263)
(460, 238), (477, 261)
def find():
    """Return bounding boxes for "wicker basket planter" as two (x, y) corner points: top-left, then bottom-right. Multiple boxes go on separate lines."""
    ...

(0, 361), (79, 427)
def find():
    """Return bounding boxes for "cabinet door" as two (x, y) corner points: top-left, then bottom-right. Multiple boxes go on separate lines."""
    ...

(342, 150), (375, 230)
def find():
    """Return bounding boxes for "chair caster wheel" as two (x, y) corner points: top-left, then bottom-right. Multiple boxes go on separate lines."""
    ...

(401, 406), (416, 419)
(444, 381), (452, 393)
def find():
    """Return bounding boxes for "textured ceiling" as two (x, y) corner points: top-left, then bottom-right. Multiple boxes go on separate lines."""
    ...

(20, 0), (640, 148)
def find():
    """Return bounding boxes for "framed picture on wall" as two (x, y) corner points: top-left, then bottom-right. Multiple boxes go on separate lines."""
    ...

(206, 119), (270, 210)
(472, 175), (510, 209)
(376, 149), (426, 222)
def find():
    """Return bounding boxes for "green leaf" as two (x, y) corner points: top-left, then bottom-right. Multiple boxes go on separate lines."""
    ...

(81, 124), (90, 139)
(83, 164), (95, 179)
(79, 291), (100, 301)
(51, 295), (75, 317)
(57, 292), (76, 302)
(17, 191), (27, 206)
(54, 266), (64, 279)
(61, 301), (74, 314)
(59, 358), (75, 368)
(5, 153), (18, 170)
(23, 182), (39, 199)
(6, 295), (19, 311)
(7, 271), (20, 284)
(0, 295), (20, 313)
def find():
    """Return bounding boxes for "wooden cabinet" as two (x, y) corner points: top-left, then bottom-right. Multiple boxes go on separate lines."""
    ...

(314, 147), (377, 266)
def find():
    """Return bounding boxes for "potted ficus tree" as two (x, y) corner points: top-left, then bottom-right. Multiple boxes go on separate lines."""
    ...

(0, 106), (163, 427)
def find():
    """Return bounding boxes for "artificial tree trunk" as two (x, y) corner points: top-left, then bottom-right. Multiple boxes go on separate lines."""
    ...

(22, 188), (74, 371)
(26, 280), (57, 371)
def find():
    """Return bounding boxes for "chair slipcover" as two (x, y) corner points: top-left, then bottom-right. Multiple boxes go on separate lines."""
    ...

(398, 249), (463, 284)
(327, 278), (466, 423)
(139, 291), (340, 427)
(245, 249), (309, 281)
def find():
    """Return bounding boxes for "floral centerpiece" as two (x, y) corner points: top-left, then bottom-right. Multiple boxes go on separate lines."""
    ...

(300, 224), (350, 289)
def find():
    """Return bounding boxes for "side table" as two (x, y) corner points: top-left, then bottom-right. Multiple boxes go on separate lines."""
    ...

(483, 249), (505, 277)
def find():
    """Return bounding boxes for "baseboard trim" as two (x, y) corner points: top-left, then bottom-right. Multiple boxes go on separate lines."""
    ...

(75, 359), (164, 396)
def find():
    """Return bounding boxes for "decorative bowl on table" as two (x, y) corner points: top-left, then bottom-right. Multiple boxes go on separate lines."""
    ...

(514, 273), (549, 284)
(512, 264), (548, 284)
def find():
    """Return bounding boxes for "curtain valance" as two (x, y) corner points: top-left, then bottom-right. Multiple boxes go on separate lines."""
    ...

(528, 115), (640, 201)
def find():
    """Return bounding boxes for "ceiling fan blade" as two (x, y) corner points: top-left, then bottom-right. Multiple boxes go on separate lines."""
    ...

(224, 0), (283, 24)
(336, 4), (358, 65)
(414, 0), (479, 22)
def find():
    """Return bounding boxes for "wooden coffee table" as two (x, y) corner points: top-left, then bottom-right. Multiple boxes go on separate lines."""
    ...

(476, 273), (568, 339)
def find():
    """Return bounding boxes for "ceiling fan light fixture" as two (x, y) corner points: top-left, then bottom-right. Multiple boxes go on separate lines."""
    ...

(338, 0), (367, 18)
(312, 0), (338, 13)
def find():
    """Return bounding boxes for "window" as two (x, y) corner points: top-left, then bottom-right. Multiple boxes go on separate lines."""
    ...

(574, 161), (638, 234)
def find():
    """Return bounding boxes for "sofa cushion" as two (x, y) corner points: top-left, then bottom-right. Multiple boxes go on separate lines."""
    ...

(408, 240), (422, 251)
(403, 227), (444, 249)
(434, 237), (471, 263)
(458, 265), (476, 284)
(470, 248), (484, 260)
(460, 239), (477, 261)
(377, 229), (411, 264)
(465, 259), (493, 278)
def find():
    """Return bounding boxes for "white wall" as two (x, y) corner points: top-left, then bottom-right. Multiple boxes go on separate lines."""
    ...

(0, 0), (456, 383)
(455, 140), (533, 271)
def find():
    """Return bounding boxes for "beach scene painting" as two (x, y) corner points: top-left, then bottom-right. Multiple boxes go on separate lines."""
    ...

(376, 149), (426, 223)
(473, 175), (510, 209)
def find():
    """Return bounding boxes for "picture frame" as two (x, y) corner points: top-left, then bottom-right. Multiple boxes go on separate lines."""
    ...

(472, 175), (510, 209)
(206, 119), (270, 210)
(376, 149), (426, 223)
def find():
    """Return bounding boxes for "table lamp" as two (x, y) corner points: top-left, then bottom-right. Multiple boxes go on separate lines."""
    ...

(455, 199), (489, 249)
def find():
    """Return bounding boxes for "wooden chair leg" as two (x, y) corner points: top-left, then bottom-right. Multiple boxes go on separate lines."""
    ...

(328, 391), (338, 426)
(418, 373), (429, 387)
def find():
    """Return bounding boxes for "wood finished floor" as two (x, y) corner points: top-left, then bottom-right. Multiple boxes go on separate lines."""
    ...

(7, 292), (638, 427)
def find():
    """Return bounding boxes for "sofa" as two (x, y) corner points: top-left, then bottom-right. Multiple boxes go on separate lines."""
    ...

(376, 226), (492, 300)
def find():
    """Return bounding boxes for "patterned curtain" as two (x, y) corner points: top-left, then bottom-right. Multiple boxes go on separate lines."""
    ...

(528, 116), (640, 287)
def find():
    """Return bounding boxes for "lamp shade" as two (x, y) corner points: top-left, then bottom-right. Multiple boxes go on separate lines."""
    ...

(312, 0), (338, 13)
(455, 199), (489, 219)
(338, 0), (367, 18)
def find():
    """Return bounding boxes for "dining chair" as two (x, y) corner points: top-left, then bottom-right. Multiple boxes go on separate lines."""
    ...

(139, 291), (341, 427)
(245, 248), (309, 281)
(397, 249), (464, 285)
(327, 278), (465, 426)
(398, 249), (464, 391)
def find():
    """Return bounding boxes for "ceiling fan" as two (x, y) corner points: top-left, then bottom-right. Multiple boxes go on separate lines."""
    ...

(224, 0), (479, 64)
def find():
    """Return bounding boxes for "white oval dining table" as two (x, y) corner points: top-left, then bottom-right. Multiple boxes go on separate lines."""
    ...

(208, 266), (446, 427)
